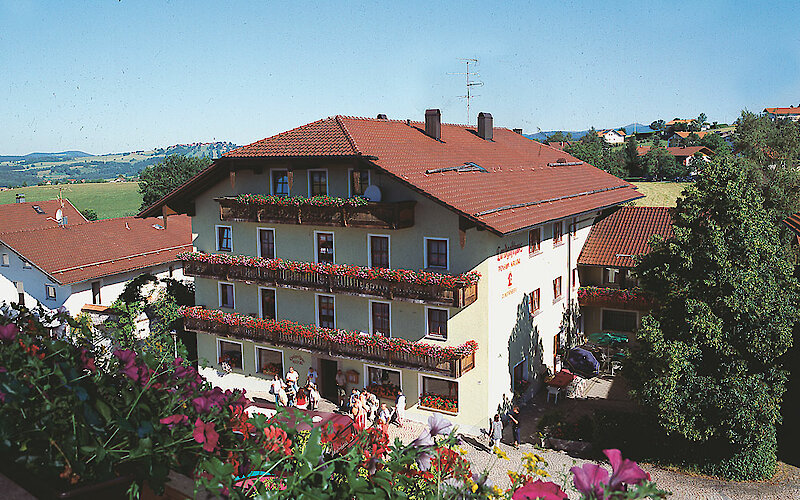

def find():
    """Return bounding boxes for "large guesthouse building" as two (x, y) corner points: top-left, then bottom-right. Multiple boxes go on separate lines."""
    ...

(140, 110), (642, 431)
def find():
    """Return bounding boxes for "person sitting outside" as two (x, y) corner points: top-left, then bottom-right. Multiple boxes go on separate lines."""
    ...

(377, 403), (391, 431)
(295, 387), (308, 410)
(285, 382), (297, 407)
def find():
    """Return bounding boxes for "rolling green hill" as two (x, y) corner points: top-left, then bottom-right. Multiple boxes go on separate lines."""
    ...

(0, 142), (236, 187)
(0, 182), (143, 219)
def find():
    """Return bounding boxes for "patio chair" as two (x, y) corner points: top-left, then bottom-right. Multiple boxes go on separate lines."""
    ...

(546, 386), (561, 404)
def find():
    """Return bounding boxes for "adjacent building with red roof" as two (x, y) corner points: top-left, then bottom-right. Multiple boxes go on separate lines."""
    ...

(636, 145), (713, 167)
(764, 106), (800, 122)
(577, 206), (673, 337)
(0, 200), (192, 316)
(139, 110), (642, 431)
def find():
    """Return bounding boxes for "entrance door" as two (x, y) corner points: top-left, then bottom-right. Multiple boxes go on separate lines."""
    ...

(320, 359), (338, 401)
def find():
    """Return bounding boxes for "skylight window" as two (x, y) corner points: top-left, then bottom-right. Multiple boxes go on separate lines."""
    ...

(32, 205), (45, 214)
(425, 162), (488, 174)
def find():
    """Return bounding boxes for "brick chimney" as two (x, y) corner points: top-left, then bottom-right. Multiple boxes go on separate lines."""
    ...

(425, 109), (441, 141)
(513, 128), (523, 135)
(478, 112), (493, 140)
(377, 113), (387, 120)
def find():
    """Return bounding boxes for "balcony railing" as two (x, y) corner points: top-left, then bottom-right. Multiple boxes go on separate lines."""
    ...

(182, 258), (479, 308)
(215, 197), (416, 229)
(183, 309), (476, 378)
(577, 286), (655, 311)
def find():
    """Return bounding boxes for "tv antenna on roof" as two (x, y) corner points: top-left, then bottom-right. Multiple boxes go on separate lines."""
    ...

(448, 58), (483, 125)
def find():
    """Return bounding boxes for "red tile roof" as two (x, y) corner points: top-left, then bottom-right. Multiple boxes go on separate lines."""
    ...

(672, 131), (713, 140)
(636, 146), (713, 158)
(764, 107), (800, 115)
(665, 119), (693, 126)
(140, 115), (642, 234)
(0, 216), (192, 284)
(578, 206), (674, 268)
(0, 199), (87, 234)
(785, 213), (800, 243)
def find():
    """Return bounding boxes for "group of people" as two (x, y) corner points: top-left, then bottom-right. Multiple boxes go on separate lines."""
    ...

(341, 386), (406, 432)
(269, 366), (320, 410)
(489, 404), (521, 449)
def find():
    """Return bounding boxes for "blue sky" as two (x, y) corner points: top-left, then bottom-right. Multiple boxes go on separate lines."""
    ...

(1, 0), (799, 154)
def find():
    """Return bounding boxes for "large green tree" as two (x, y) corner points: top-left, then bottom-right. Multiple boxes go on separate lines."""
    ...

(138, 155), (211, 210)
(563, 128), (626, 177)
(641, 143), (684, 180)
(628, 155), (799, 479)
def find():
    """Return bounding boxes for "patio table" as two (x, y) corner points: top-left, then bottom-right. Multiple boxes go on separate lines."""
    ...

(546, 370), (575, 388)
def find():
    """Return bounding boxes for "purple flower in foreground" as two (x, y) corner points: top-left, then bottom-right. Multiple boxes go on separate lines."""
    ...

(113, 349), (140, 381)
(416, 450), (432, 471)
(512, 479), (568, 500)
(571, 463), (610, 499)
(427, 413), (453, 437)
(605, 448), (649, 490)
(0, 324), (19, 342)
(411, 429), (433, 448)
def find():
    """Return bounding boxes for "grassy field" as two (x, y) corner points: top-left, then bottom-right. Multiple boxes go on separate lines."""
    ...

(631, 182), (691, 207)
(0, 182), (142, 219)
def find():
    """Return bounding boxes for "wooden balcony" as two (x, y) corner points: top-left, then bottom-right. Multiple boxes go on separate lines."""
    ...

(216, 197), (416, 229)
(577, 286), (655, 311)
(184, 316), (476, 378)
(183, 259), (478, 308)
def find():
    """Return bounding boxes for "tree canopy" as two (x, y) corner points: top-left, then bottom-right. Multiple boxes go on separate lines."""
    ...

(138, 155), (212, 210)
(628, 155), (799, 479)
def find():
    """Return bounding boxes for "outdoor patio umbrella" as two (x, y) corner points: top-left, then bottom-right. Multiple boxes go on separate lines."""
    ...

(587, 332), (628, 373)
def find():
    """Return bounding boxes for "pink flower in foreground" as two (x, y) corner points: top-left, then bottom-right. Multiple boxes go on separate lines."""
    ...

(193, 418), (219, 453)
(605, 448), (649, 490)
(160, 414), (189, 428)
(512, 479), (567, 500)
(571, 462), (610, 499)
(0, 324), (19, 342)
(113, 350), (140, 380)
(79, 348), (96, 374)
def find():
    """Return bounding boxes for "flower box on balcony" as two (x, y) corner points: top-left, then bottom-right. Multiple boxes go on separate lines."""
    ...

(577, 286), (655, 311)
(182, 307), (477, 378)
(215, 195), (416, 229)
(180, 252), (479, 308)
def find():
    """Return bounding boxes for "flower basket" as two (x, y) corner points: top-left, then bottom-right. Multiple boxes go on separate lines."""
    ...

(419, 393), (458, 413)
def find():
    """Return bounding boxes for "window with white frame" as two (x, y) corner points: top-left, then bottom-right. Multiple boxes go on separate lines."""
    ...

(219, 282), (235, 309)
(23, 260), (31, 269)
(218, 339), (243, 369)
(426, 307), (448, 340)
(256, 346), (283, 377)
(424, 238), (448, 269)
(45, 284), (56, 300)
(349, 169), (370, 197)
(308, 170), (328, 196)
(420, 375), (459, 413)
(259, 288), (276, 320)
(317, 294), (335, 328)
(366, 365), (401, 399)
(369, 235), (390, 268)
(216, 225), (232, 252)
(258, 228), (275, 259)
(553, 276), (562, 301)
(1, 254), (8, 266)
(315, 232), (334, 264)
(370, 301), (390, 337)
(271, 169), (289, 196)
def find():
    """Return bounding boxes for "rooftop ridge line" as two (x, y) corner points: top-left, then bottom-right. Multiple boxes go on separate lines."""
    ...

(475, 185), (629, 217)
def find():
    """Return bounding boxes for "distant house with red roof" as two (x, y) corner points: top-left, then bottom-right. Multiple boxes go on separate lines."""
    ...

(764, 106), (800, 122)
(597, 129), (626, 145)
(0, 199), (192, 316)
(139, 109), (642, 431)
(577, 206), (673, 337)
(637, 145), (713, 167)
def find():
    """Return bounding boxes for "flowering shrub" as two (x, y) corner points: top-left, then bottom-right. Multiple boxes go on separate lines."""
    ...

(233, 193), (370, 207)
(366, 382), (400, 400)
(183, 306), (479, 362)
(180, 251), (481, 288)
(420, 392), (458, 412)
(577, 286), (655, 309)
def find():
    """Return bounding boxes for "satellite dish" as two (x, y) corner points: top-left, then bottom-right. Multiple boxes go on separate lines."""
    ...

(363, 185), (382, 202)
(55, 209), (63, 222)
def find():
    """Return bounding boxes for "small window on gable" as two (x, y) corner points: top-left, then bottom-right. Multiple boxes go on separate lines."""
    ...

(1, 254), (9, 267)
(350, 169), (370, 197)
(45, 284), (56, 300)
